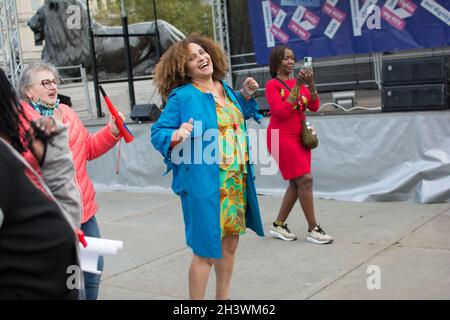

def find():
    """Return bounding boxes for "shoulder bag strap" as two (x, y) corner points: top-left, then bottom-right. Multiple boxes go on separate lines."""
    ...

(275, 77), (292, 92)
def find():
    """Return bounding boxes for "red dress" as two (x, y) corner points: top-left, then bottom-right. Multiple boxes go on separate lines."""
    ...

(265, 78), (320, 180)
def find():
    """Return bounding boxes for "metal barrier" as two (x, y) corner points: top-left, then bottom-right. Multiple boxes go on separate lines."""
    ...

(231, 52), (379, 93)
(230, 46), (450, 93)
(57, 65), (94, 120)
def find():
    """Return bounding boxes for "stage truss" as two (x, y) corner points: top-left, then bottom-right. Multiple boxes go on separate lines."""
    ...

(212, 0), (233, 85)
(0, 0), (23, 87)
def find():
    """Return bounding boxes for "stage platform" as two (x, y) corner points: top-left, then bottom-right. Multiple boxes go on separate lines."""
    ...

(85, 109), (450, 204)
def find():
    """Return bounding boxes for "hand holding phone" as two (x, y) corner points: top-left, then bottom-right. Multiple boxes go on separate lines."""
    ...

(302, 57), (313, 72)
(296, 56), (315, 87)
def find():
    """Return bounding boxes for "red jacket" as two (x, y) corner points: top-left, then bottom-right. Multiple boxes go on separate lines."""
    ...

(22, 102), (119, 223)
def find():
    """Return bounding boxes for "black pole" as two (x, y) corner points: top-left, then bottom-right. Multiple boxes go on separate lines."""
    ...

(86, 0), (103, 118)
(152, 0), (162, 59)
(121, 4), (136, 109)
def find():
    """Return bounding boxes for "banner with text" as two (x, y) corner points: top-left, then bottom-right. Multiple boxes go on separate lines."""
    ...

(248, 0), (450, 64)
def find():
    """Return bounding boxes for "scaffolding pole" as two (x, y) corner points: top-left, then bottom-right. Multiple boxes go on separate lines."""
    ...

(0, 0), (23, 87)
(212, 0), (233, 87)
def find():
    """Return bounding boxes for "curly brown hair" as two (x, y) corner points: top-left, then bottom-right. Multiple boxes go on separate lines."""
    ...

(269, 45), (294, 78)
(154, 34), (228, 101)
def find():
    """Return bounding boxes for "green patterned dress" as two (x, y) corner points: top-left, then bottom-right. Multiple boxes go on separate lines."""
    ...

(194, 85), (248, 238)
(217, 92), (249, 238)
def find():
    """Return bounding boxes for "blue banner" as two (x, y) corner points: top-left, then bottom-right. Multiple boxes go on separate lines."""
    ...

(247, 0), (450, 65)
(281, 0), (321, 6)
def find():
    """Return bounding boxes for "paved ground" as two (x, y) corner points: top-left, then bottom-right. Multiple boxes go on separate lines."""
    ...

(93, 191), (450, 300)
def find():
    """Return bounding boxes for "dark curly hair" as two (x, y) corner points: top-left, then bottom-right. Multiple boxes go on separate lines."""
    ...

(0, 68), (32, 153)
(154, 34), (228, 101)
(269, 45), (295, 78)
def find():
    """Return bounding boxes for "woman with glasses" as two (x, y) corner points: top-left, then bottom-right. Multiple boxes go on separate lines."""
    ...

(0, 67), (81, 299)
(18, 61), (123, 300)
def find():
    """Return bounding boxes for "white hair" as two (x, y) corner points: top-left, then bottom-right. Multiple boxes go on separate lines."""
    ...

(18, 61), (60, 101)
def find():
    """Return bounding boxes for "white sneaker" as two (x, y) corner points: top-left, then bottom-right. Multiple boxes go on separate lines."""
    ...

(270, 223), (297, 241)
(307, 225), (333, 244)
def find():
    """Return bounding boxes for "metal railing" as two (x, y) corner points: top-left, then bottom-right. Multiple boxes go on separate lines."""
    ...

(57, 65), (93, 120)
(230, 46), (450, 93)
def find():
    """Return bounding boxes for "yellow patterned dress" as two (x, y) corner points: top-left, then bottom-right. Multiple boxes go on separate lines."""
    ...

(217, 92), (249, 238)
(194, 85), (248, 238)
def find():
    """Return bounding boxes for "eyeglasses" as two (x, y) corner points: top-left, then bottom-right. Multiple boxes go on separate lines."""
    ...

(39, 79), (60, 89)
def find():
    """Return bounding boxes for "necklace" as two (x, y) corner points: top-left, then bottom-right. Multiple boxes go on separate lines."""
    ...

(193, 80), (216, 94)
(194, 81), (239, 132)
(194, 81), (225, 105)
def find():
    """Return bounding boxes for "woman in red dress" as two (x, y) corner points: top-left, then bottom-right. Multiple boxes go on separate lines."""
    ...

(265, 45), (333, 244)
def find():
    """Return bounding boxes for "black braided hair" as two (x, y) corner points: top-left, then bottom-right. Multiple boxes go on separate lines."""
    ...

(0, 68), (33, 153)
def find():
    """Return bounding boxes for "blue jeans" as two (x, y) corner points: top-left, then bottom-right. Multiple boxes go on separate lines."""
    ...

(81, 216), (104, 300)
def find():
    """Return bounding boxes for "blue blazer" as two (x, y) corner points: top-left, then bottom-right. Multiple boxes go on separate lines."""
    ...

(151, 81), (265, 258)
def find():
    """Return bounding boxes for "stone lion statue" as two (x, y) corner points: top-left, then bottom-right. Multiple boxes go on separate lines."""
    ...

(28, 0), (185, 78)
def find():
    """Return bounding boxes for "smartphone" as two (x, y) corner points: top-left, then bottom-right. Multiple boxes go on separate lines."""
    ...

(303, 56), (313, 72)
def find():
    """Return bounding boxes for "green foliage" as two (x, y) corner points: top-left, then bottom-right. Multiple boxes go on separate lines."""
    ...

(94, 0), (213, 38)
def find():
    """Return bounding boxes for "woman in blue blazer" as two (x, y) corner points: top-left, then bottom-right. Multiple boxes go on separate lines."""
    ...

(151, 35), (264, 299)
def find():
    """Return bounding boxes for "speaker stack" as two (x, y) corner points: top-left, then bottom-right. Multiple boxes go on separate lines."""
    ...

(130, 104), (161, 122)
(381, 56), (450, 112)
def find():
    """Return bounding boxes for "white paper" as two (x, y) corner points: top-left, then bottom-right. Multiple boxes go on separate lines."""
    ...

(80, 236), (123, 256)
(79, 237), (123, 274)
(80, 253), (102, 275)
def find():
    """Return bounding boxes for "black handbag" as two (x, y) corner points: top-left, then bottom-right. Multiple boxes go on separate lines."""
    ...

(275, 78), (319, 149)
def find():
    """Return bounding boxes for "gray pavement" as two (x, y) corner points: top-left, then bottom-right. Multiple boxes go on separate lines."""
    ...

(94, 191), (450, 300)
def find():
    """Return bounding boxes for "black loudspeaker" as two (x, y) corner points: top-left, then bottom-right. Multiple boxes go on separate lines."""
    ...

(382, 83), (449, 112)
(382, 57), (449, 86)
(130, 104), (161, 122)
(58, 93), (72, 107)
